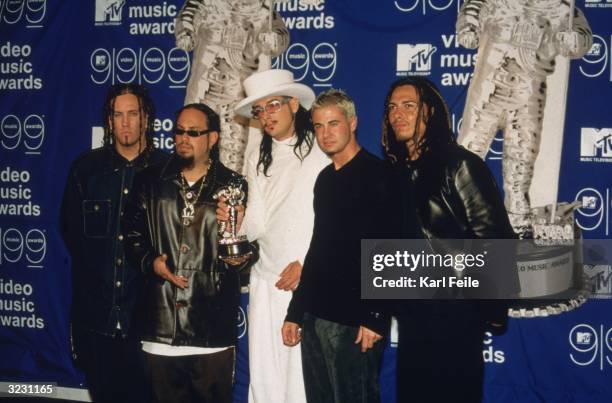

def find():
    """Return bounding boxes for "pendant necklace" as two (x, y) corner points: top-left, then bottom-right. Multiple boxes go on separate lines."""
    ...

(180, 170), (207, 226)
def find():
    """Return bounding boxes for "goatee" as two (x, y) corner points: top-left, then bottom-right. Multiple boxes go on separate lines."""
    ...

(177, 154), (195, 169)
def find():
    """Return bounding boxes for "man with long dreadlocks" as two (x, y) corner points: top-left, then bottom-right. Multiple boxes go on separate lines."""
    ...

(218, 69), (328, 403)
(381, 77), (516, 403)
(60, 83), (168, 403)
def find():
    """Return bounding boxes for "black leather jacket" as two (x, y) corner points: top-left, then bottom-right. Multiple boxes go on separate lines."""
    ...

(122, 156), (254, 348)
(404, 143), (515, 240)
(60, 146), (168, 337)
(397, 143), (517, 324)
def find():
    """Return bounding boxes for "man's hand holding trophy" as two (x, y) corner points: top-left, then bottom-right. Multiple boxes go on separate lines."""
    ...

(214, 179), (251, 266)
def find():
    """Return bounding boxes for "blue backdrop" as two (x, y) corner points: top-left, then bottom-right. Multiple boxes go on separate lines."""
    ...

(1, 1), (611, 402)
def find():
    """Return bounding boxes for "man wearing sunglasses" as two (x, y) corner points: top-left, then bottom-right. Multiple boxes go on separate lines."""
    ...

(217, 69), (328, 403)
(122, 103), (256, 403)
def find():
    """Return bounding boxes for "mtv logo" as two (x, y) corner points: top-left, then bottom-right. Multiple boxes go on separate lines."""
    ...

(576, 332), (592, 345)
(585, 264), (612, 298)
(397, 44), (437, 73)
(582, 196), (597, 209)
(587, 43), (602, 57)
(95, 0), (126, 24)
(92, 127), (104, 149)
(581, 128), (612, 157)
(95, 55), (107, 67)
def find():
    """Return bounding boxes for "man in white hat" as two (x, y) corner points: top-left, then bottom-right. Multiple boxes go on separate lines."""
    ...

(219, 69), (329, 403)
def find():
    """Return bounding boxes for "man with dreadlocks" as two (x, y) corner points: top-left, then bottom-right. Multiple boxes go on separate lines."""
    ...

(60, 83), (168, 402)
(381, 77), (516, 403)
(218, 69), (328, 403)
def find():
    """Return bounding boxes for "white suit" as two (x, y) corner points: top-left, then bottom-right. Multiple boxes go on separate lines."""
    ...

(241, 136), (329, 403)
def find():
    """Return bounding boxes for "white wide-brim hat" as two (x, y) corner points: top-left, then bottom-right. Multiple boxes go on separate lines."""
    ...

(234, 69), (315, 118)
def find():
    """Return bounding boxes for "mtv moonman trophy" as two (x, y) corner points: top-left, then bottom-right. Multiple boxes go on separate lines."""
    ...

(175, 0), (289, 173)
(214, 180), (252, 264)
(456, 0), (593, 317)
(175, 0), (323, 172)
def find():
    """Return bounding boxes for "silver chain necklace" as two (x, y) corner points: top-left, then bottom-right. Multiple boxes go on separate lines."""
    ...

(180, 172), (207, 226)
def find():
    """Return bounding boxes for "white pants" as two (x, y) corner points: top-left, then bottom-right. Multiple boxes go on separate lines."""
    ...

(248, 274), (307, 403)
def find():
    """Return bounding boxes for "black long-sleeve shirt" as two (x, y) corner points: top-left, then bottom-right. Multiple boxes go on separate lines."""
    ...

(285, 149), (400, 335)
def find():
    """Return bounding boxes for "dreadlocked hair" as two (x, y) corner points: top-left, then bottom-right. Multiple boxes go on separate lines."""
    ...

(257, 103), (314, 176)
(102, 83), (156, 159)
(381, 77), (454, 164)
(175, 103), (221, 162)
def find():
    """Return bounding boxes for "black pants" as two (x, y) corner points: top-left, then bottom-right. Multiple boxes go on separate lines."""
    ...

(396, 312), (486, 403)
(145, 348), (234, 403)
(72, 329), (149, 403)
(301, 313), (384, 403)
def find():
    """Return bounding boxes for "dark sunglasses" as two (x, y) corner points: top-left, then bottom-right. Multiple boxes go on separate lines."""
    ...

(173, 128), (215, 137)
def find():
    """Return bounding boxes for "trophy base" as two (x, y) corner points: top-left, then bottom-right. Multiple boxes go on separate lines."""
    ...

(509, 204), (591, 318)
(218, 236), (252, 263)
(510, 242), (590, 318)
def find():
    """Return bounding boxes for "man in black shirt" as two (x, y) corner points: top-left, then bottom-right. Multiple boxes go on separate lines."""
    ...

(282, 89), (395, 403)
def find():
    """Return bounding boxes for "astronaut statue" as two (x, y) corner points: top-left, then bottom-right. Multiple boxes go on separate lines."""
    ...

(176, 0), (289, 172)
(456, 0), (592, 237)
